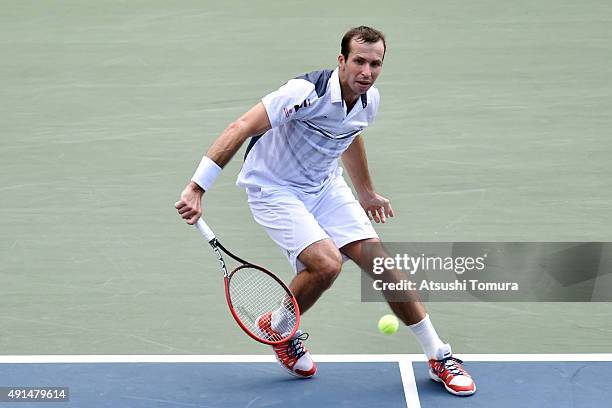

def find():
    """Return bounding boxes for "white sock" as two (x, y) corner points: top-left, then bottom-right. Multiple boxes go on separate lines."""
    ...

(271, 305), (295, 335)
(408, 314), (446, 360)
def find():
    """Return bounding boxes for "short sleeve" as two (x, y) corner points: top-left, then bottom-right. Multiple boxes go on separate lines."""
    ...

(261, 79), (316, 128)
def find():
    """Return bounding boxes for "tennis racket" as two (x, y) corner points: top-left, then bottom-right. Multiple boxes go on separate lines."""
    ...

(194, 218), (300, 345)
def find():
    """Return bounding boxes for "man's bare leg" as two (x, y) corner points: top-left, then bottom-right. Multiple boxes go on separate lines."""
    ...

(341, 238), (450, 362)
(341, 238), (426, 325)
(289, 238), (343, 314)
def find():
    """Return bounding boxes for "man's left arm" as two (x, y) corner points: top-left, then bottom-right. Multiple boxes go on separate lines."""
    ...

(341, 134), (394, 223)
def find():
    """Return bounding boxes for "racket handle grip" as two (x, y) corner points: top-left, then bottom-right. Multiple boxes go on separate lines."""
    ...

(195, 218), (216, 243)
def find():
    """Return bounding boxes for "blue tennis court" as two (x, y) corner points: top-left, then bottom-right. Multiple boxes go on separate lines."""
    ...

(2, 354), (610, 407)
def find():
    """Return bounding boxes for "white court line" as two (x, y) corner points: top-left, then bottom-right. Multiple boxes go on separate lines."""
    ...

(398, 355), (421, 408)
(453, 354), (612, 362)
(1, 354), (611, 363)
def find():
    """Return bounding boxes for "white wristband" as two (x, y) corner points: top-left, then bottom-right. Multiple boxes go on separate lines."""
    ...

(191, 156), (222, 192)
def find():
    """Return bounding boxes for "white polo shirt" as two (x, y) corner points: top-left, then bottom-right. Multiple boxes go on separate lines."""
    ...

(236, 67), (380, 193)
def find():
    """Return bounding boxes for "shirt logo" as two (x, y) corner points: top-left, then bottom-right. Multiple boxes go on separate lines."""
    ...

(293, 99), (311, 112)
(283, 99), (311, 119)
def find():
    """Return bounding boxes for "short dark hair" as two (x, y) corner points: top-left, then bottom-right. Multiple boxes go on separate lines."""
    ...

(341, 26), (386, 60)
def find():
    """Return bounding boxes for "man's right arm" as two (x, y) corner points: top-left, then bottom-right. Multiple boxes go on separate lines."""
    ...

(205, 102), (271, 168)
(174, 102), (271, 225)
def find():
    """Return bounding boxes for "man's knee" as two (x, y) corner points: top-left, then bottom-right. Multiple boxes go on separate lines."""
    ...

(299, 241), (343, 289)
(314, 252), (343, 289)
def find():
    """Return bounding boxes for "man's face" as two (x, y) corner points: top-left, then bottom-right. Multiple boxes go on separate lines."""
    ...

(338, 38), (385, 97)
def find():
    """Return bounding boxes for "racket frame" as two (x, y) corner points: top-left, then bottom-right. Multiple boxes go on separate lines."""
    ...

(196, 219), (300, 345)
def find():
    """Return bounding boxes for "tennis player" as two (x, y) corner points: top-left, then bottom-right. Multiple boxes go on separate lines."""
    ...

(175, 26), (475, 396)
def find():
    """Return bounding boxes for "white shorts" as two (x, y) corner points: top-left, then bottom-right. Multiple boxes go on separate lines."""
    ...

(246, 175), (378, 274)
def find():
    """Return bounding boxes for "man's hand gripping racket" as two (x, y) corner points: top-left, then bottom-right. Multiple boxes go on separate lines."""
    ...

(194, 218), (300, 345)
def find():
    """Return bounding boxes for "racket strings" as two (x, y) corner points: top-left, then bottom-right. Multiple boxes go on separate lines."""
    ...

(228, 267), (297, 342)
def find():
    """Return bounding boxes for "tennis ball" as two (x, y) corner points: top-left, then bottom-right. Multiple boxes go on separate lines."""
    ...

(378, 314), (399, 335)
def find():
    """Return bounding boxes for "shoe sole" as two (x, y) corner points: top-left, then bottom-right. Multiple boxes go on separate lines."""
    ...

(429, 369), (476, 396)
(274, 353), (316, 379)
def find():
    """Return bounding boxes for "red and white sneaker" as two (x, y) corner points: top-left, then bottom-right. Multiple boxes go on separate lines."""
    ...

(428, 344), (476, 396)
(256, 312), (317, 378)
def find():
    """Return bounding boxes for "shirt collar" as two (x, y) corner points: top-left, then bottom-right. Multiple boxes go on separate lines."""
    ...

(330, 67), (369, 108)
(330, 68), (343, 104)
